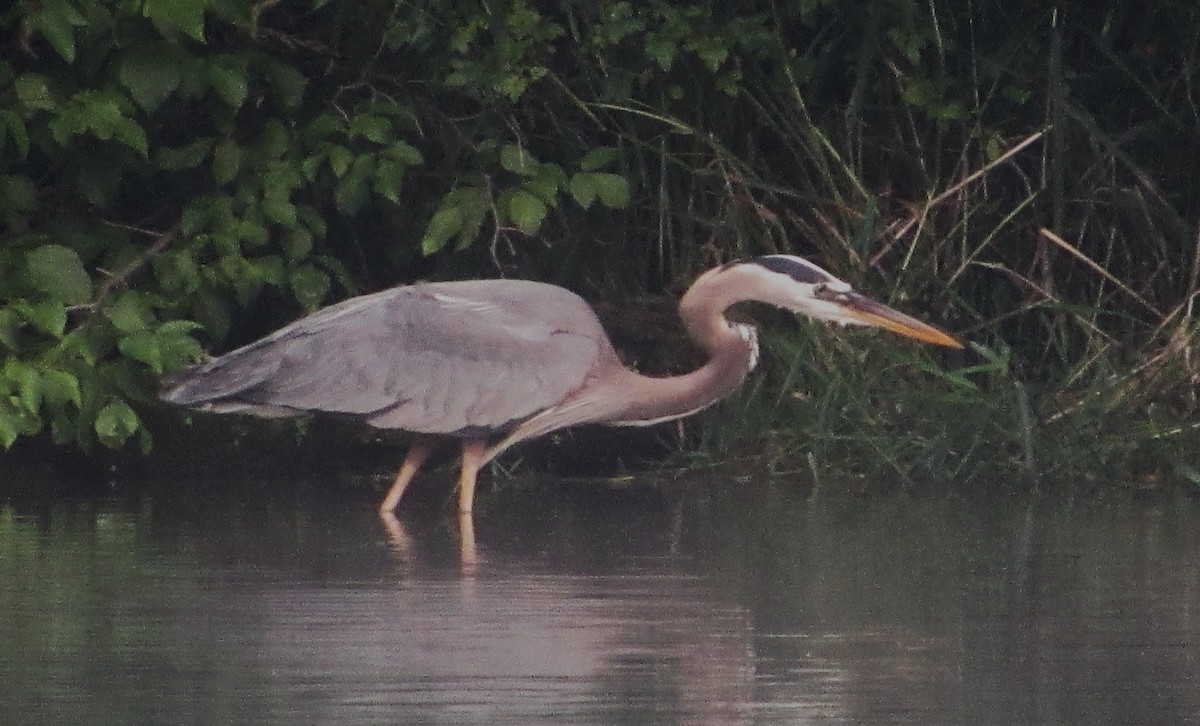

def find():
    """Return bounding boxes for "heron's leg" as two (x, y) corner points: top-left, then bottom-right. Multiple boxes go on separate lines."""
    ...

(458, 512), (477, 572)
(379, 437), (435, 515)
(456, 439), (488, 514)
(379, 514), (414, 562)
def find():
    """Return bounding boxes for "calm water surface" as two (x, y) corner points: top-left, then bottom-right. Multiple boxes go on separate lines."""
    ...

(1, 472), (1198, 725)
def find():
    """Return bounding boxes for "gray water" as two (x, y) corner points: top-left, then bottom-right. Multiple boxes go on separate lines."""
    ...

(1, 472), (1198, 725)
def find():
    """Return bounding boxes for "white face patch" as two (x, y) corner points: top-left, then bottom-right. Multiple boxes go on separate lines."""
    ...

(822, 279), (854, 294)
(734, 323), (759, 371)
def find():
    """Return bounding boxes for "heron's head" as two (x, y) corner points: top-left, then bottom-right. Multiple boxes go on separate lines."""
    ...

(720, 255), (962, 348)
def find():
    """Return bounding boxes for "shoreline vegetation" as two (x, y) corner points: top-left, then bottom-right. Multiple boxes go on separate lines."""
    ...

(2, 1), (1199, 492)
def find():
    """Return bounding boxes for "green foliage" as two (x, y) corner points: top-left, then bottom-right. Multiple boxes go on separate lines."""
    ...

(2, 0), (1199, 488)
(25, 245), (92, 305)
(0, 0), (413, 450)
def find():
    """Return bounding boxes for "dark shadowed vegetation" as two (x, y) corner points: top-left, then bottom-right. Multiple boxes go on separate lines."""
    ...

(2, 0), (1199, 490)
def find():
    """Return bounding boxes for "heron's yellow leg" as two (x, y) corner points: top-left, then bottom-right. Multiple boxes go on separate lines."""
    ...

(457, 439), (487, 514)
(458, 512), (477, 572)
(379, 512), (413, 560)
(379, 438), (434, 515)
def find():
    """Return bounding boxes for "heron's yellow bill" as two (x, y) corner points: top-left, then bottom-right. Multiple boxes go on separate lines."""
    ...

(841, 293), (963, 348)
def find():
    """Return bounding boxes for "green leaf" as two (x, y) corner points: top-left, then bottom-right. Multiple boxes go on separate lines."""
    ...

(219, 254), (261, 305)
(143, 0), (209, 41)
(119, 44), (182, 111)
(569, 173), (599, 209)
(26, 245), (92, 305)
(301, 154), (322, 181)
(570, 171), (631, 209)
(0, 408), (19, 449)
(107, 291), (156, 333)
(262, 59), (307, 109)
(235, 219), (270, 247)
(0, 117), (20, 156)
(505, 189), (548, 235)
(523, 163), (566, 204)
(29, 0), (87, 62)
(5, 361), (42, 415)
(591, 172), (631, 209)
(67, 92), (149, 155)
(157, 137), (213, 170)
(327, 146), (352, 177)
(152, 249), (200, 293)
(453, 193), (487, 251)
(422, 187), (487, 255)
(112, 116), (149, 157)
(20, 301), (67, 338)
(262, 162), (300, 201)
(335, 155), (375, 214)
(208, 61), (249, 109)
(157, 330), (203, 371)
(1, 111), (31, 159)
(41, 369), (82, 408)
(94, 400), (140, 449)
(385, 141), (423, 166)
(281, 228), (313, 262)
(335, 175), (370, 214)
(0, 308), (19, 350)
(645, 36), (677, 71)
(579, 146), (619, 171)
(350, 114), (391, 143)
(498, 74), (530, 101)
(373, 159), (404, 202)
(248, 255), (285, 286)
(118, 331), (163, 373)
(189, 289), (231, 342)
(259, 120), (289, 158)
(422, 204), (465, 256)
(156, 320), (203, 336)
(180, 200), (208, 237)
(212, 138), (241, 184)
(14, 74), (56, 111)
(312, 255), (354, 294)
(305, 113), (343, 141)
(297, 205), (326, 237)
(290, 266), (330, 312)
(693, 40), (729, 72)
(49, 412), (75, 445)
(261, 197), (297, 226)
(500, 144), (538, 175)
(63, 328), (112, 366)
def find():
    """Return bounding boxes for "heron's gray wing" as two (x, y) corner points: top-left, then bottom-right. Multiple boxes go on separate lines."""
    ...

(162, 280), (615, 436)
(159, 289), (398, 415)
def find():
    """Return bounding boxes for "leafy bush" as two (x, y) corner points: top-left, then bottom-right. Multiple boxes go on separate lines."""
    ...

(3, 0), (1199, 486)
(0, 0), (628, 450)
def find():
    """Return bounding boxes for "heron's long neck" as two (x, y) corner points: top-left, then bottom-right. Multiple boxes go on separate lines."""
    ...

(606, 272), (756, 426)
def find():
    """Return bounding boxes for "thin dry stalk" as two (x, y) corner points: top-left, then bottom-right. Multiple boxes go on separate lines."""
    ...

(870, 131), (1045, 266)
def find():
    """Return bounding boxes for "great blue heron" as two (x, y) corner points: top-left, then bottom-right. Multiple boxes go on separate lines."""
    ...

(161, 255), (959, 515)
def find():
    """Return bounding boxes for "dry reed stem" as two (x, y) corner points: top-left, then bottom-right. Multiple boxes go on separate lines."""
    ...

(1037, 227), (1163, 319)
(870, 131), (1045, 266)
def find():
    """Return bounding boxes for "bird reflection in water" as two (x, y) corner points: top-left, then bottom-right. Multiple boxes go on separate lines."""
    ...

(379, 510), (478, 573)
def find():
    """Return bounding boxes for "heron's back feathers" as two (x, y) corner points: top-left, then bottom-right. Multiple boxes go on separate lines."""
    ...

(160, 280), (618, 437)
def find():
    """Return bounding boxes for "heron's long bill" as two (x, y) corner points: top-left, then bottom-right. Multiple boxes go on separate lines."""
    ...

(838, 292), (962, 348)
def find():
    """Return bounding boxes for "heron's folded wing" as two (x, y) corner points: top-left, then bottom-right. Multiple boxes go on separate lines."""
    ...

(163, 281), (613, 436)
